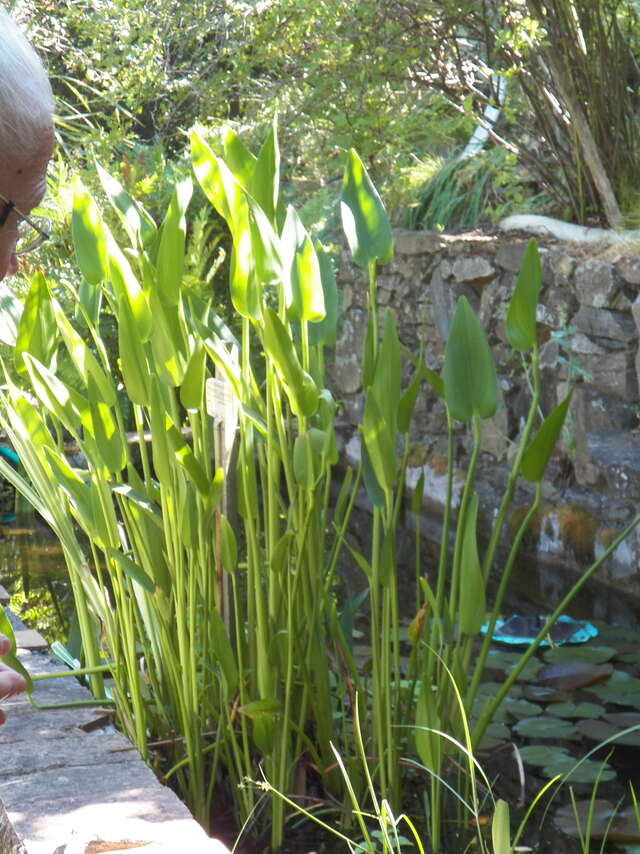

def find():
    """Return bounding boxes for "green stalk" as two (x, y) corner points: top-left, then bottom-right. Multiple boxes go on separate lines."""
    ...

(481, 346), (540, 583)
(449, 415), (481, 625)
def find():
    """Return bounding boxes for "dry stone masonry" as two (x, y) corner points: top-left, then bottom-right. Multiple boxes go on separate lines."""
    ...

(327, 229), (640, 613)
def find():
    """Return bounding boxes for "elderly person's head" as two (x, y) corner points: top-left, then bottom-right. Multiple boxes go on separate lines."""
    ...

(0, 10), (54, 280)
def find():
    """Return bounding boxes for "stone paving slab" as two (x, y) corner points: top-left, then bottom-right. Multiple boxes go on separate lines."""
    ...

(0, 648), (231, 854)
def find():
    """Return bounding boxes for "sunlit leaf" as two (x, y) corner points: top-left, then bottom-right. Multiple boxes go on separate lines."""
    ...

(340, 149), (393, 268)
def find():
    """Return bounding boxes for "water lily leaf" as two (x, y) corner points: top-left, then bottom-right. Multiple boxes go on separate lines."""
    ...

(543, 645), (616, 665)
(603, 712), (640, 728)
(477, 720), (510, 751)
(519, 744), (571, 767)
(545, 701), (605, 719)
(587, 671), (640, 706)
(536, 661), (613, 692)
(477, 680), (523, 700)
(513, 716), (578, 739)
(544, 757), (616, 784)
(503, 697), (543, 720)
(576, 718), (640, 747)
(555, 801), (640, 842)
(523, 684), (568, 703)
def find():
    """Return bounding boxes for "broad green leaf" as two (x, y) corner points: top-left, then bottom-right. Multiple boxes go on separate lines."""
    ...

(415, 679), (441, 772)
(443, 297), (497, 422)
(293, 431), (316, 489)
(223, 127), (257, 189)
(361, 441), (385, 508)
(43, 447), (96, 538)
(249, 119), (280, 225)
(53, 299), (116, 406)
(23, 354), (88, 437)
(149, 379), (171, 487)
(506, 238), (541, 352)
(262, 308), (318, 416)
(87, 373), (126, 474)
(492, 800), (511, 854)
(108, 235), (152, 341)
(410, 471), (425, 515)
(372, 309), (401, 431)
(360, 390), (395, 494)
(520, 388), (573, 482)
(219, 515), (237, 574)
(71, 176), (108, 284)
(165, 417), (214, 498)
(340, 149), (393, 268)
(148, 290), (189, 387)
(309, 242), (339, 347)
(191, 128), (231, 222)
(247, 196), (282, 285)
(422, 364), (444, 399)
(399, 366), (422, 435)
(459, 493), (485, 635)
(15, 271), (56, 374)
(118, 295), (150, 406)
(210, 607), (238, 701)
(96, 163), (157, 248)
(180, 340), (207, 411)
(156, 176), (192, 306)
(107, 548), (155, 593)
(77, 279), (102, 328)
(269, 531), (293, 574)
(281, 205), (325, 321)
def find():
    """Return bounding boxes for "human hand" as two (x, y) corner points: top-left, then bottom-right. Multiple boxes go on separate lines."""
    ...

(0, 633), (26, 724)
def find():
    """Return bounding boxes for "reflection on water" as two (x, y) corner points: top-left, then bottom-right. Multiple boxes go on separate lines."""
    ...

(0, 513), (71, 642)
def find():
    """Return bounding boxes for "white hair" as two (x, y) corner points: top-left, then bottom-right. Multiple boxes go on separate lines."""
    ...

(0, 9), (53, 159)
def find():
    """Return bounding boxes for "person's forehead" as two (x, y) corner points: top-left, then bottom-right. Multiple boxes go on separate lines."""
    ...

(0, 141), (52, 211)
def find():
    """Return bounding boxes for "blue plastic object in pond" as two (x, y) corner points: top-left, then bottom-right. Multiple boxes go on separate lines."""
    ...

(0, 446), (19, 466)
(481, 614), (599, 646)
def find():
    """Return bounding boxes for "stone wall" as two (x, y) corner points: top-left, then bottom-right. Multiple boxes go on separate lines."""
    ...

(326, 229), (640, 613)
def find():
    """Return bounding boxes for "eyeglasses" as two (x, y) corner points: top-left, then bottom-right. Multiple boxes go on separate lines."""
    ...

(0, 192), (50, 255)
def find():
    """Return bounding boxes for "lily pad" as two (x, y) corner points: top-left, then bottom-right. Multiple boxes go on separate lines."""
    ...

(587, 670), (640, 707)
(591, 622), (640, 646)
(555, 799), (640, 840)
(545, 701), (605, 719)
(543, 645), (616, 665)
(536, 660), (613, 692)
(478, 720), (511, 751)
(518, 744), (571, 767)
(603, 712), (640, 728)
(542, 756), (616, 783)
(522, 683), (568, 703)
(576, 718), (640, 747)
(513, 715), (578, 739)
(484, 650), (541, 681)
(503, 697), (543, 720)
(476, 680), (523, 699)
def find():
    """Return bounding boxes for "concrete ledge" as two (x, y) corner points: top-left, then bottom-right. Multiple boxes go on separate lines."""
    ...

(0, 649), (231, 854)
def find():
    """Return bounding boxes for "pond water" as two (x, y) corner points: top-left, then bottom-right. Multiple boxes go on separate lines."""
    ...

(3, 508), (640, 852)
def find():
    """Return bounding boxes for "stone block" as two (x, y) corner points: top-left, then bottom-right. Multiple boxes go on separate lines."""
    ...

(495, 241), (528, 273)
(329, 309), (367, 395)
(571, 336), (637, 400)
(394, 229), (444, 255)
(573, 305), (637, 342)
(542, 249), (575, 287)
(574, 259), (623, 308)
(574, 430), (640, 497)
(617, 255), (640, 286)
(451, 255), (496, 285)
